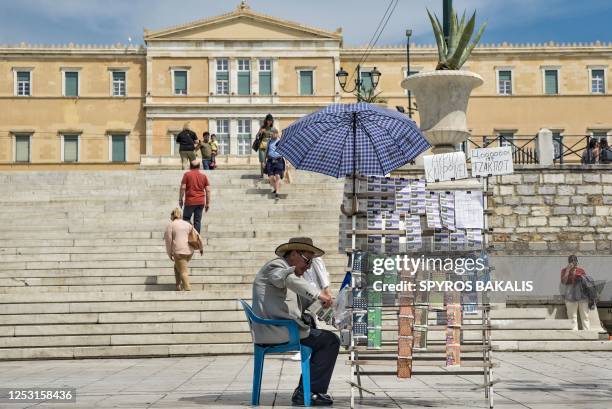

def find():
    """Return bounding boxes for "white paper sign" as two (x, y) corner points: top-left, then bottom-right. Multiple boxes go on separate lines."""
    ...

(423, 152), (468, 183)
(454, 191), (484, 229)
(471, 146), (514, 177)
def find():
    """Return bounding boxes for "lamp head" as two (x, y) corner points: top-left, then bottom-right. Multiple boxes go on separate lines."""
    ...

(336, 67), (348, 89)
(370, 67), (381, 89)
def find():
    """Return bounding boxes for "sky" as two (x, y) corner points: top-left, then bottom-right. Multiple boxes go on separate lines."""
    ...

(0, 0), (611, 47)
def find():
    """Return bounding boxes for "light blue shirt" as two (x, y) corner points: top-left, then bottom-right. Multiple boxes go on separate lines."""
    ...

(267, 139), (282, 159)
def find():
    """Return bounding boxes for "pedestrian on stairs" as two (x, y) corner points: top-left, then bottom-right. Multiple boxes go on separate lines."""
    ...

(164, 208), (201, 291)
(179, 159), (211, 234)
(265, 128), (285, 198)
(199, 132), (213, 170)
(256, 113), (278, 178)
(176, 122), (198, 170)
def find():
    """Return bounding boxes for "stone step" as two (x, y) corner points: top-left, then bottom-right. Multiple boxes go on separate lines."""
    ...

(0, 343), (252, 360)
(0, 332), (249, 348)
(0, 310), (244, 325)
(0, 328), (603, 350)
(491, 340), (612, 351)
(0, 264), (347, 277)
(3, 322), (250, 337)
(0, 299), (246, 314)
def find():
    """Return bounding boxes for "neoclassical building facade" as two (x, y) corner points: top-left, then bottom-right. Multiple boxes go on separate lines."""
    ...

(0, 2), (610, 168)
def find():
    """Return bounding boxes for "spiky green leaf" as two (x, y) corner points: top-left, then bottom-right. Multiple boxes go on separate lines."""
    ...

(458, 21), (487, 68)
(448, 11), (477, 69)
(427, 9), (447, 64)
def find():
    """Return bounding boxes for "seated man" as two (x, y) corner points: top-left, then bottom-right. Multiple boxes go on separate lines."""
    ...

(252, 237), (339, 406)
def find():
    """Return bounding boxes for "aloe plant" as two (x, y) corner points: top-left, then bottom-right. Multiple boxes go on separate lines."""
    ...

(427, 8), (487, 70)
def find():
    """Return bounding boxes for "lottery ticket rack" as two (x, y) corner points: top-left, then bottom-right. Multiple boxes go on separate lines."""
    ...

(339, 174), (496, 409)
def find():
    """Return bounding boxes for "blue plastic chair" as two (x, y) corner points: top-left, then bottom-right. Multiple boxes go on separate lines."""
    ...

(239, 299), (312, 407)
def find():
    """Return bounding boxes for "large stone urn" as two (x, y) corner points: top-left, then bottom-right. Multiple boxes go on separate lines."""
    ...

(401, 71), (483, 154)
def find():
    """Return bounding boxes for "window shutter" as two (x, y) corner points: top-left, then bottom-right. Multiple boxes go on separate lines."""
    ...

(112, 135), (126, 162)
(237, 72), (250, 95)
(544, 70), (558, 94)
(174, 71), (187, 93)
(64, 136), (78, 162)
(15, 136), (30, 162)
(259, 72), (272, 95)
(65, 72), (79, 96)
(300, 71), (313, 95)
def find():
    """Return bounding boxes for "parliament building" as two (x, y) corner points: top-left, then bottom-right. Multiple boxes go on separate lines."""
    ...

(1, 2), (611, 168)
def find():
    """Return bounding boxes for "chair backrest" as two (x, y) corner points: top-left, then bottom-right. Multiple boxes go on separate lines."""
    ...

(239, 299), (257, 341)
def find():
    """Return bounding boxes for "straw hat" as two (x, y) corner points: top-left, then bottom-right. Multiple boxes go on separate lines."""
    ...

(275, 237), (325, 257)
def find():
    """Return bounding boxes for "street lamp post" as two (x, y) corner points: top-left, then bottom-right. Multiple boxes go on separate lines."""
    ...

(336, 64), (381, 102)
(443, 0), (452, 46)
(406, 29), (413, 118)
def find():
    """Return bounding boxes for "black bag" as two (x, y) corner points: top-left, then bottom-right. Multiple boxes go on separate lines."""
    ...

(252, 135), (262, 152)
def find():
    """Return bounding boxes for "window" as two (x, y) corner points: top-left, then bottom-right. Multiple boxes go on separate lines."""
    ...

(237, 119), (251, 156)
(237, 59), (251, 96)
(111, 71), (126, 96)
(16, 71), (31, 96)
(63, 135), (79, 163)
(111, 135), (127, 162)
(591, 69), (605, 94)
(15, 134), (31, 163)
(64, 71), (79, 97)
(299, 70), (313, 96)
(591, 130), (609, 142)
(360, 68), (374, 94)
(544, 69), (559, 95)
(259, 59), (272, 95)
(216, 119), (230, 155)
(173, 70), (188, 95)
(216, 59), (229, 95)
(497, 70), (512, 95)
(498, 131), (515, 150)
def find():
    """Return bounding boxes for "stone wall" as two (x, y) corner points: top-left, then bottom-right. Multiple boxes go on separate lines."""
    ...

(488, 165), (611, 254)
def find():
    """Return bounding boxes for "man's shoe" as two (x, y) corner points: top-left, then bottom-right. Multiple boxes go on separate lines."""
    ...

(311, 393), (333, 406)
(292, 389), (334, 406)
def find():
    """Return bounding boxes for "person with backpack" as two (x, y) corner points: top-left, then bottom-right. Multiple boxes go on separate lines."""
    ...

(253, 114), (278, 178)
(176, 122), (198, 170)
(265, 129), (285, 198)
(164, 208), (202, 291)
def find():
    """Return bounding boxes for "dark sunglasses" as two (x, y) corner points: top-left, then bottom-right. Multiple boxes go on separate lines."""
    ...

(299, 252), (313, 266)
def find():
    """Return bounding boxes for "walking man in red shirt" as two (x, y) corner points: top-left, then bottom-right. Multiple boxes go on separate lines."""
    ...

(179, 159), (211, 233)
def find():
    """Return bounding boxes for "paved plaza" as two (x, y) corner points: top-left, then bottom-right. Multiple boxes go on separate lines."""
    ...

(1, 352), (610, 408)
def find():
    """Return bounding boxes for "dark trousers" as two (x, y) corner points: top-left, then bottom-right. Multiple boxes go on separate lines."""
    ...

(183, 204), (204, 233)
(298, 328), (340, 394)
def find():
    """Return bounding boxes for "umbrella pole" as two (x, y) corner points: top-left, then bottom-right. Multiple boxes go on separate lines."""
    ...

(341, 112), (359, 217)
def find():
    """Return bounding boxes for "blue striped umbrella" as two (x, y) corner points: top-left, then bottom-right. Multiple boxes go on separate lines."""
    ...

(277, 102), (429, 178)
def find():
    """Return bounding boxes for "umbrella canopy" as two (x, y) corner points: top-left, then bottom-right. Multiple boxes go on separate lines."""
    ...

(277, 102), (430, 178)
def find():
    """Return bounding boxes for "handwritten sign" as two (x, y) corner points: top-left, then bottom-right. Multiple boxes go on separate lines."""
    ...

(423, 152), (468, 183)
(471, 146), (514, 177)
